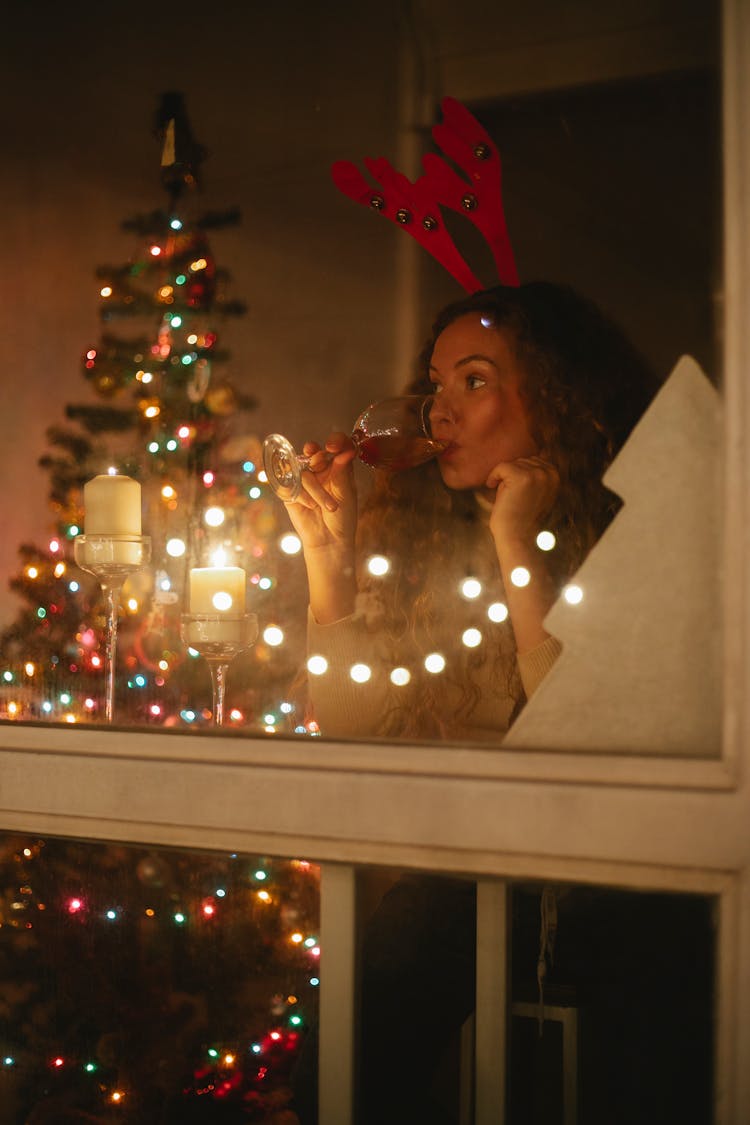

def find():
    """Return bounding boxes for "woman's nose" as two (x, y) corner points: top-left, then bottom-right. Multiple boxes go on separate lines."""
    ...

(429, 396), (457, 428)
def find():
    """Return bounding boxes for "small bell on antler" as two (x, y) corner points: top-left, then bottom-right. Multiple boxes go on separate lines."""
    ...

(154, 91), (207, 202)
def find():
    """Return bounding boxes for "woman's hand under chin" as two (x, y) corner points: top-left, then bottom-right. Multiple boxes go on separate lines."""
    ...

(484, 454), (560, 552)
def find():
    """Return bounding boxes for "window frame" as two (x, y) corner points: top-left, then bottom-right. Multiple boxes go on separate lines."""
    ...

(1, 1), (748, 1120)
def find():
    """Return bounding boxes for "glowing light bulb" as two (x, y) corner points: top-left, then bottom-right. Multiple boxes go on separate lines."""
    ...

(536, 530), (556, 551)
(166, 537), (186, 557)
(144, 404), (160, 419)
(177, 425), (191, 439)
(367, 554), (390, 576)
(462, 628), (482, 648)
(161, 485), (176, 500)
(126, 598), (138, 612)
(248, 486), (262, 499)
(390, 667), (411, 686)
(564, 584), (584, 605)
(49, 539), (60, 553)
(54, 562), (65, 577)
(26, 566), (39, 579)
(488, 601), (508, 622)
(24, 663), (35, 676)
(257, 890), (271, 903)
(291, 932), (303, 944)
(150, 245), (161, 256)
(280, 533), (302, 555)
(424, 653), (446, 674)
(212, 591), (234, 611)
(460, 577), (482, 599)
(349, 663), (372, 683)
(307, 655), (328, 676)
(204, 506), (224, 527)
(263, 626), (284, 646)
(510, 566), (531, 587)
(100, 286), (112, 298)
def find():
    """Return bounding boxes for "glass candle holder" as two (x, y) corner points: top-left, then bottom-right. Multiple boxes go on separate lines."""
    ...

(74, 534), (151, 724)
(181, 613), (258, 727)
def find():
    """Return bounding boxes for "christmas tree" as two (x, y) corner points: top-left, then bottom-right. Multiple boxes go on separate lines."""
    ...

(0, 93), (310, 732)
(0, 832), (320, 1123)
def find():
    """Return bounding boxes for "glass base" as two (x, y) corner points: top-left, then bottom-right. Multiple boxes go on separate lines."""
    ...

(263, 433), (302, 501)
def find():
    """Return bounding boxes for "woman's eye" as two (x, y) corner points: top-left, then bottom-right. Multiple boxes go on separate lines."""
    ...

(430, 383), (443, 394)
(467, 375), (486, 390)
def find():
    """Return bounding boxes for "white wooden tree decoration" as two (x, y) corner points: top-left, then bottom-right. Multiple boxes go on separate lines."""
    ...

(504, 355), (721, 756)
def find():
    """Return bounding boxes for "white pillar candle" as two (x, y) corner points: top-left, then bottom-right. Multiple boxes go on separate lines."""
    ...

(189, 567), (246, 615)
(80, 473), (144, 566)
(84, 474), (142, 535)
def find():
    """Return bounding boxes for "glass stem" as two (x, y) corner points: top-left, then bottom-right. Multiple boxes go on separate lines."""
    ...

(210, 661), (229, 726)
(101, 581), (122, 724)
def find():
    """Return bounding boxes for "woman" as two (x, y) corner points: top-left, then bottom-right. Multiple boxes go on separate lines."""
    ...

(285, 282), (660, 1125)
(285, 281), (658, 745)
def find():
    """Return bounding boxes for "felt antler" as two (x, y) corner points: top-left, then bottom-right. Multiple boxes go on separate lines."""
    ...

(331, 97), (519, 293)
(427, 97), (519, 287)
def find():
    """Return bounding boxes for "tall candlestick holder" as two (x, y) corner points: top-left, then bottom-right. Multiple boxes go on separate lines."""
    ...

(74, 534), (151, 723)
(181, 613), (258, 727)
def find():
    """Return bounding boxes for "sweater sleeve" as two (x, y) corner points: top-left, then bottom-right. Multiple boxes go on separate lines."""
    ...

(307, 609), (395, 739)
(516, 634), (562, 699)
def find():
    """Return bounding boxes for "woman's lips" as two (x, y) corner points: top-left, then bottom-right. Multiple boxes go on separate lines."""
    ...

(440, 441), (459, 459)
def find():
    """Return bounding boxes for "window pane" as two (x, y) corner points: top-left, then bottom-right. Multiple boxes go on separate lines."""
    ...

(0, 0), (722, 755)
(0, 834), (319, 1124)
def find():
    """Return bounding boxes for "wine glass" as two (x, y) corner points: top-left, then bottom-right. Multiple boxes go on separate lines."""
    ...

(263, 394), (445, 502)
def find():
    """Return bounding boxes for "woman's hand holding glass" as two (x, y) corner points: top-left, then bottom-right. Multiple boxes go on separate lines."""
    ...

(282, 432), (359, 625)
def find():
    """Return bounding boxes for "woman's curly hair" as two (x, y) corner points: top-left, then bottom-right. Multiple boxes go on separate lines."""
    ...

(353, 283), (659, 739)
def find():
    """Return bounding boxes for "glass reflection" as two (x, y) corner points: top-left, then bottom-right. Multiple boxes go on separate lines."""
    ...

(0, 834), (319, 1124)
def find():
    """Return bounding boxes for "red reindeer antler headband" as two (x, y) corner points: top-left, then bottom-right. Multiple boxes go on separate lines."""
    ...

(331, 97), (519, 293)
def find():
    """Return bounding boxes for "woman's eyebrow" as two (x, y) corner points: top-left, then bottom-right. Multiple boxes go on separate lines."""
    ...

(429, 353), (499, 373)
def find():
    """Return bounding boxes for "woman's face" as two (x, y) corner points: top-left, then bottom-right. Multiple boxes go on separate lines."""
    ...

(428, 313), (539, 492)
